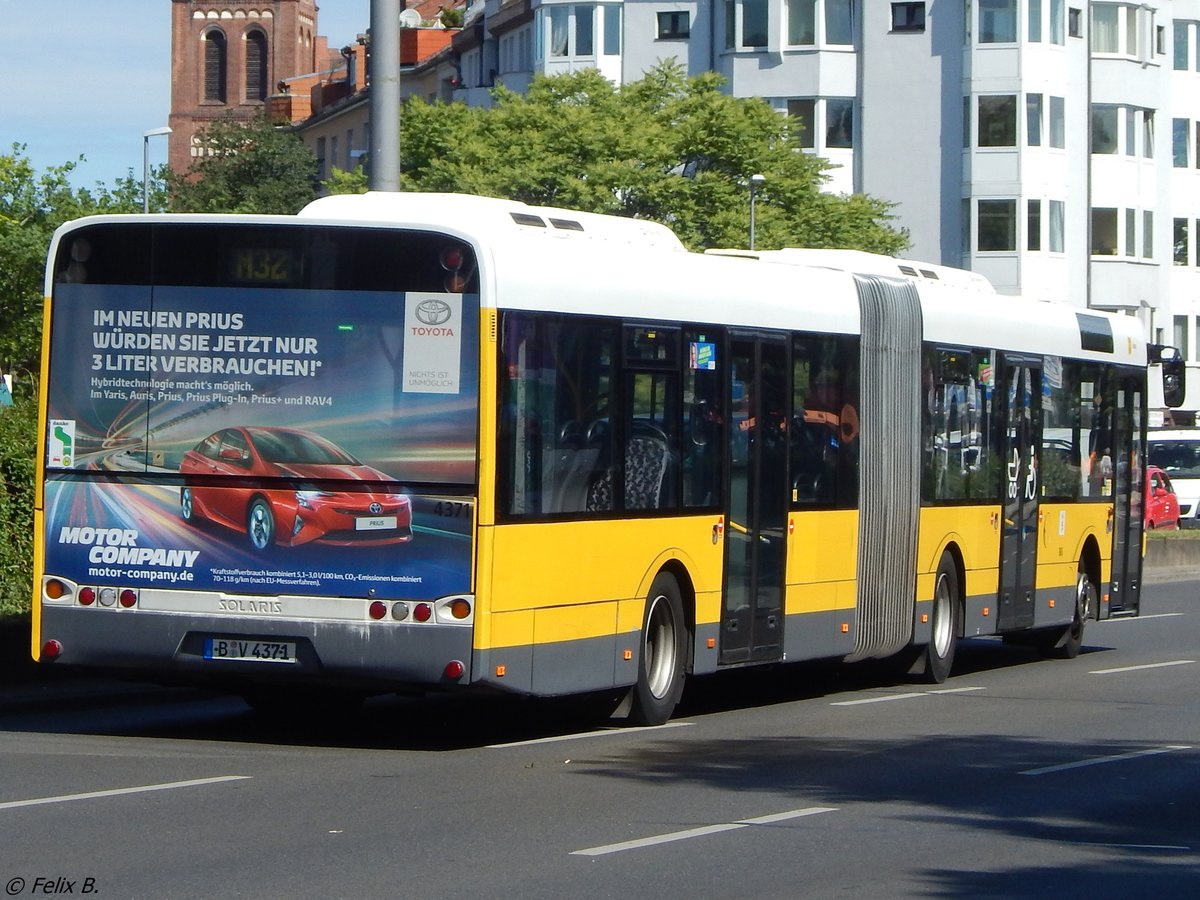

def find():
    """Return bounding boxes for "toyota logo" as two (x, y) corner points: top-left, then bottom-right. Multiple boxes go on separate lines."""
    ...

(415, 299), (453, 326)
(369, 502), (382, 515)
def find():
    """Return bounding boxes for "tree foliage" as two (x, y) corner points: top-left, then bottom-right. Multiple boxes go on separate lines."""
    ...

(380, 62), (908, 254)
(169, 113), (320, 214)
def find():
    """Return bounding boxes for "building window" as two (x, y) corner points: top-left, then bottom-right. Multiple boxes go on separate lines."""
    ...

(979, 0), (1017, 43)
(203, 30), (227, 103)
(1196, 121), (1200, 168)
(1175, 218), (1189, 266)
(788, 0), (816, 44)
(604, 5), (620, 53)
(826, 98), (854, 148)
(825, 0), (853, 45)
(1049, 200), (1065, 252)
(978, 95), (1017, 147)
(1158, 25), (1166, 55)
(545, 5), (610, 59)
(1028, 199), (1042, 251)
(978, 199), (1016, 251)
(1091, 105), (1118, 154)
(1091, 208), (1118, 256)
(788, 99), (817, 149)
(657, 11), (690, 39)
(1174, 20), (1189, 69)
(1142, 110), (1154, 158)
(1092, 4), (1118, 53)
(1173, 118), (1189, 167)
(1049, 96), (1065, 148)
(1125, 208), (1136, 256)
(891, 2), (925, 32)
(1069, 7), (1082, 38)
(245, 29), (268, 102)
(1027, 93), (1043, 146)
(1144, 210), (1154, 258)
(1029, 0), (1042, 41)
(1050, 0), (1065, 43)
(1175, 316), (1188, 355)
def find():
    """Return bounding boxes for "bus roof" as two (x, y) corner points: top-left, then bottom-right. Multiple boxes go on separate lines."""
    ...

(48, 192), (1146, 368)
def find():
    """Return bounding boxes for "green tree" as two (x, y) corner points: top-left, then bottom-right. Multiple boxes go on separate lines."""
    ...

(392, 63), (908, 254)
(169, 113), (320, 214)
(0, 145), (155, 616)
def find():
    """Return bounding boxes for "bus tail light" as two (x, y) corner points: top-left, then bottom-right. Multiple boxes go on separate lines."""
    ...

(368, 600), (388, 620)
(448, 598), (472, 620)
(98, 588), (117, 607)
(78, 587), (96, 606)
(44, 579), (69, 601)
(391, 602), (410, 621)
(414, 603), (433, 623)
(119, 589), (138, 608)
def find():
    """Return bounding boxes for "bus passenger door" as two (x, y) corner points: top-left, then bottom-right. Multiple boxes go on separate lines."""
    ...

(1106, 377), (1145, 616)
(721, 335), (788, 664)
(998, 360), (1041, 631)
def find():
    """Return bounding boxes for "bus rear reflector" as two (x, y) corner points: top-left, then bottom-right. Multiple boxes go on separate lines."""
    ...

(42, 640), (62, 660)
(444, 660), (465, 680)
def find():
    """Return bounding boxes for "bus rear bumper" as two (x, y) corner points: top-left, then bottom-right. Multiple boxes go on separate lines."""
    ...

(37, 605), (475, 693)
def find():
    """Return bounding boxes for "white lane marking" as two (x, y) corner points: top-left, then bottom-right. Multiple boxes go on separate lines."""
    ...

(1019, 745), (1191, 776)
(831, 686), (984, 706)
(1097, 613), (1184, 622)
(571, 807), (838, 857)
(0, 776), (252, 811)
(1070, 842), (1191, 851)
(486, 722), (691, 749)
(1089, 659), (1195, 675)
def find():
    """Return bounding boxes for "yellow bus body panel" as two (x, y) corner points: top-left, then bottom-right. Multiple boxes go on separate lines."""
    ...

(479, 515), (724, 649)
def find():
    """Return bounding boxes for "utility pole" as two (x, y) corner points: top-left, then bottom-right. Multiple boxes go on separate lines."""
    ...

(369, 0), (401, 191)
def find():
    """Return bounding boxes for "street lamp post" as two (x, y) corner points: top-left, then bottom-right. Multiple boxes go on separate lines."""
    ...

(749, 173), (766, 250)
(143, 126), (172, 213)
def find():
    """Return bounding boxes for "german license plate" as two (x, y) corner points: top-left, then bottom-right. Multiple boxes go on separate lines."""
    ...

(204, 638), (296, 663)
(355, 515), (397, 531)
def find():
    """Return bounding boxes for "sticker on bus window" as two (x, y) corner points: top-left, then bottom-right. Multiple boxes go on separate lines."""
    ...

(690, 341), (717, 371)
(47, 419), (76, 468)
(403, 293), (463, 394)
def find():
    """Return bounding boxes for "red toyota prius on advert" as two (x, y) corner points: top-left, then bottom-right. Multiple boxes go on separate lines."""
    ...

(1145, 465), (1180, 531)
(179, 426), (413, 551)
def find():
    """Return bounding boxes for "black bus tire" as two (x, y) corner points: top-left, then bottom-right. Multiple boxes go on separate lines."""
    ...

(628, 572), (687, 726)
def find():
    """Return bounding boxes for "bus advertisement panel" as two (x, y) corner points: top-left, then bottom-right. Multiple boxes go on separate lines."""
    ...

(42, 281), (479, 601)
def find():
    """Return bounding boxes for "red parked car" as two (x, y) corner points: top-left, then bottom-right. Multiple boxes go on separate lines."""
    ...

(1145, 465), (1180, 531)
(179, 426), (412, 551)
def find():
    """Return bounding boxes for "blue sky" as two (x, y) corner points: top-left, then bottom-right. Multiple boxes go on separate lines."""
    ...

(0, 0), (369, 187)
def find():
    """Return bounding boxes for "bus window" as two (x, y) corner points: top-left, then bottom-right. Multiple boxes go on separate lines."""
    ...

(792, 334), (858, 507)
(683, 330), (722, 508)
(921, 347), (998, 502)
(499, 313), (617, 516)
(623, 371), (678, 510)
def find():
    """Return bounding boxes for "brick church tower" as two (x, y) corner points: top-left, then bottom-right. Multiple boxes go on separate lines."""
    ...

(168, 0), (334, 174)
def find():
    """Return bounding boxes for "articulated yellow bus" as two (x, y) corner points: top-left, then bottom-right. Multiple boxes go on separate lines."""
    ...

(33, 192), (1183, 724)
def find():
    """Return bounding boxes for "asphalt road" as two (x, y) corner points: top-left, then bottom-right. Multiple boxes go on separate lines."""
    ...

(1, 579), (1198, 899)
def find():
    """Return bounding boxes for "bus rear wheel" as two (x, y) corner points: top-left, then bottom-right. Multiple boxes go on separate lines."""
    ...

(628, 572), (687, 726)
(1040, 569), (1093, 659)
(920, 553), (960, 684)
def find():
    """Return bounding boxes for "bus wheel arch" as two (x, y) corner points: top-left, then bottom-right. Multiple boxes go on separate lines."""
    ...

(628, 568), (689, 726)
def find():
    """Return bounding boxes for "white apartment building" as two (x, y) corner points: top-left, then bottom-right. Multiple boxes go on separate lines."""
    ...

(309, 1), (1200, 416)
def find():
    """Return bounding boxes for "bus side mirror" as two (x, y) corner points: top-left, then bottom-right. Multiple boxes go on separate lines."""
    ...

(1150, 344), (1186, 408)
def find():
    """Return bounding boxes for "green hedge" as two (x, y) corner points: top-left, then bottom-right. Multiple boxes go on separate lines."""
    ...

(0, 397), (35, 616)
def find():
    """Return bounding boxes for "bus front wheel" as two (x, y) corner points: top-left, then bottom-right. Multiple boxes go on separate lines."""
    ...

(628, 572), (687, 726)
